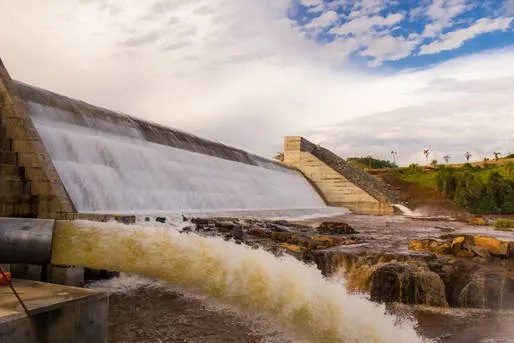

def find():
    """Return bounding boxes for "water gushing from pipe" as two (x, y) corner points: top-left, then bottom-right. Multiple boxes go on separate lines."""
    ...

(51, 220), (424, 343)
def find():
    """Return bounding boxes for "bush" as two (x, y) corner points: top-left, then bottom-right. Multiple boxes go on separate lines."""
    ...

(494, 218), (514, 230)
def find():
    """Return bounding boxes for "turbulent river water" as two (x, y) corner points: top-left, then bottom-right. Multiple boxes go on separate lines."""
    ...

(52, 220), (423, 343)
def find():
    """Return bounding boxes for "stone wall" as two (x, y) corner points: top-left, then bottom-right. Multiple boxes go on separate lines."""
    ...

(0, 58), (75, 218)
(283, 136), (397, 215)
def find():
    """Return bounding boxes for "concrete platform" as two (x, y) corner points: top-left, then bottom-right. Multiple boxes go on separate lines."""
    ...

(0, 279), (108, 343)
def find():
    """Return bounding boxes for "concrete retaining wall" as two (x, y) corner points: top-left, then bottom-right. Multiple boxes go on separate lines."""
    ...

(283, 136), (396, 215)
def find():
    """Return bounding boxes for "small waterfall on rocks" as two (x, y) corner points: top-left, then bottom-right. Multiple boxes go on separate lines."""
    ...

(51, 220), (424, 343)
(393, 204), (415, 216)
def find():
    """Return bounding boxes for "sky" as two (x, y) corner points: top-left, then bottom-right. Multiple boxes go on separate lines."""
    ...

(0, 0), (513, 165)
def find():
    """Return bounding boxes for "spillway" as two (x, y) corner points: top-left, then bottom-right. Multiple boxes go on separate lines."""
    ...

(14, 82), (325, 214)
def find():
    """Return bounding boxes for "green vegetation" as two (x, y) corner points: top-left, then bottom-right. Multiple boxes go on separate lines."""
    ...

(395, 163), (514, 214)
(394, 164), (437, 188)
(494, 218), (514, 230)
(347, 156), (396, 169)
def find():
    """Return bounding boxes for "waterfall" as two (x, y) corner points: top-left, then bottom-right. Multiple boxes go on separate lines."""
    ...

(392, 204), (415, 216)
(51, 220), (424, 343)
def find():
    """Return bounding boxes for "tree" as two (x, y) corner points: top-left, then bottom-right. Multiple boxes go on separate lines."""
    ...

(390, 150), (398, 166)
(464, 152), (472, 162)
(443, 155), (450, 164)
(423, 149), (430, 165)
(431, 159), (438, 168)
(493, 152), (501, 162)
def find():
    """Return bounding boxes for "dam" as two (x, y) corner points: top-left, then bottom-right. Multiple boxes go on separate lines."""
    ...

(0, 57), (409, 342)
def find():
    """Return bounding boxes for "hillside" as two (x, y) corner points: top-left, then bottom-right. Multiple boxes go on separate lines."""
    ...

(390, 161), (514, 215)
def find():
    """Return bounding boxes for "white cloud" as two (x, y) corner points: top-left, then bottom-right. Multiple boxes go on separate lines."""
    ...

(421, 0), (472, 37)
(361, 35), (419, 66)
(330, 13), (404, 35)
(305, 10), (339, 29)
(0, 0), (513, 164)
(300, 0), (323, 6)
(420, 17), (514, 55)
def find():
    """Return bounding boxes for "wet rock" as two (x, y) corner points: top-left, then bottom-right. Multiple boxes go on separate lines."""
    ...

(408, 239), (451, 255)
(248, 227), (270, 238)
(456, 249), (475, 258)
(316, 221), (357, 235)
(472, 236), (510, 257)
(450, 236), (466, 256)
(467, 245), (490, 258)
(181, 226), (193, 233)
(230, 226), (244, 240)
(370, 263), (447, 306)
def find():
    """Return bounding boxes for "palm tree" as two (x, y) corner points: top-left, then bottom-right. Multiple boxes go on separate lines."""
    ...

(390, 150), (398, 166)
(443, 155), (450, 164)
(431, 159), (438, 168)
(464, 151), (472, 162)
(423, 149), (430, 165)
(493, 152), (501, 162)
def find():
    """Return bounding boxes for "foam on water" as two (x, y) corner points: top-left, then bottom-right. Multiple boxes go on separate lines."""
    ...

(27, 101), (325, 213)
(53, 220), (423, 343)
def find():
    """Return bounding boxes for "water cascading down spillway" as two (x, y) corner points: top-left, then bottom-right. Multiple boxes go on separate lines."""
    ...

(1, 220), (424, 343)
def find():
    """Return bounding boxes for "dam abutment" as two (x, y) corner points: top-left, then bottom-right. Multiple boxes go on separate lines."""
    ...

(282, 136), (396, 215)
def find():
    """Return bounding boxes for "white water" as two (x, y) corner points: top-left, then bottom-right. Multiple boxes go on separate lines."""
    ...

(393, 204), (415, 216)
(52, 220), (424, 343)
(27, 102), (325, 213)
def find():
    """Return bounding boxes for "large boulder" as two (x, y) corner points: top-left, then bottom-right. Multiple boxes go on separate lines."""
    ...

(370, 263), (447, 307)
(472, 236), (510, 257)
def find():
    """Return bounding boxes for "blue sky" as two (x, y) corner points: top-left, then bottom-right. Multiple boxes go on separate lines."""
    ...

(289, 0), (514, 69)
(1, 0), (514, 165)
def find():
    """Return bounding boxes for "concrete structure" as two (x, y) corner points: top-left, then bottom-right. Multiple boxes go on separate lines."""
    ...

(0, 57), (323, 219)
(0, 60), (75, 219)
(283, 136), (397, 215)
(0, 279), (108, 343)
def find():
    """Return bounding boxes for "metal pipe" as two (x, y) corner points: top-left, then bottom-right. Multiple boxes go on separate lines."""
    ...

(0, 218), (54, 264)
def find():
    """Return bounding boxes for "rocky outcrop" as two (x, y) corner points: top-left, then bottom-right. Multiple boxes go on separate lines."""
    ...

(181, 215), (514, 310)
(370, 263), (447, 307)
(409, 234), (512, 258)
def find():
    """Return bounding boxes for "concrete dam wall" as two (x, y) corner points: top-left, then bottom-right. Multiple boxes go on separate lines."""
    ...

(0, 59), (325, 218)
(283, 136), (397, 215)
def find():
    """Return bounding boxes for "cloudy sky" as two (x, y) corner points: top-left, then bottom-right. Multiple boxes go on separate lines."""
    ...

(1, 0), (513, 165)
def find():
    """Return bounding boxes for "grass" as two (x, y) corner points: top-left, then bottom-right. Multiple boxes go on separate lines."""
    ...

(494, 218), (514, 231)
(393, 167), (438, 189)
(394, 162), (514, 190)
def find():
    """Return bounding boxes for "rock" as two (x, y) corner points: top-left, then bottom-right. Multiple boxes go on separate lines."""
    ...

(230, 226), (244, 240)
(451, 236), (465, 256)
(316, 221), (357, 235)
(467, 245), (490, 258)
(248, 227), (270, 238)
(472, 236), (510, 257)
(408, 239), (450, 255)
(370, 263), (447, 306)
(155, 217), (166, 223)
(456, 249), (475, 258)
(181, 226), (193, 233)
